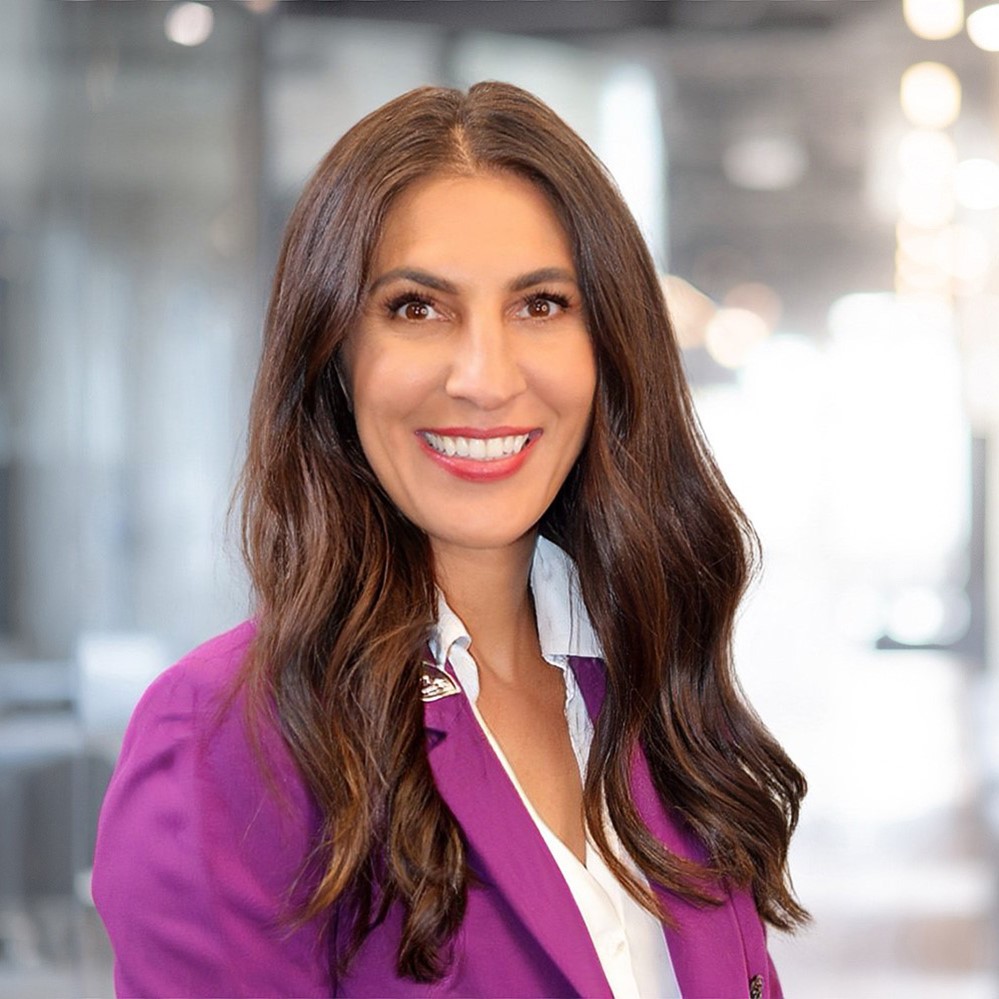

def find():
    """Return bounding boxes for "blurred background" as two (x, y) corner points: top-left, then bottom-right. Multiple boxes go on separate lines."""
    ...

(0, 0), (997, 995)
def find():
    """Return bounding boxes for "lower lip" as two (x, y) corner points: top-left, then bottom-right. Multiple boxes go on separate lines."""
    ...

(416, 433), (539, 482)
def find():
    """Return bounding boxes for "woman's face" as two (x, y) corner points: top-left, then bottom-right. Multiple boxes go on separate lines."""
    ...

(342, 170), (597, 556)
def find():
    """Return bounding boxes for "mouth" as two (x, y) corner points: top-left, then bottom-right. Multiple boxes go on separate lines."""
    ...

(420, 430), (534, 461)
(415, 427), (541, 482)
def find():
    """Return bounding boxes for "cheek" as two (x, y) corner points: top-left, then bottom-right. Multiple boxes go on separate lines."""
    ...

(349, 345), (420, 430)
(348, 347), (446, 486)
(557, 345), (598, 428)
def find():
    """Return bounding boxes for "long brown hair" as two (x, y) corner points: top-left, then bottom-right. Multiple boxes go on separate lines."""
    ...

(239, 81), (807, 982)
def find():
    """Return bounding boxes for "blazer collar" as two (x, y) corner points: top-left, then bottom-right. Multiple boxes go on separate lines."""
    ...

(422, 663), (612, 999)
(423, 653), (752, 999)
(569, 656), (751, 999)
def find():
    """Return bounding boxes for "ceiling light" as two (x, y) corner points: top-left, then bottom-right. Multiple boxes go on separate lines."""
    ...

(904, 0), (964, 39)
(937, 225), (992, 282)
(955, 157), (999, 209)
(967, 2), (999, 50)
(897, 129), (958, 180)
(898, 176), (955, 227)
(165, 2), (214, 47)
(900, 62), (962, 129)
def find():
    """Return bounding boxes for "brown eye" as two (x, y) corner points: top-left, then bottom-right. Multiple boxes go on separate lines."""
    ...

(517, 293), (569, 320)
(403, 301), (431, 321)
(387, 295), (441, 321)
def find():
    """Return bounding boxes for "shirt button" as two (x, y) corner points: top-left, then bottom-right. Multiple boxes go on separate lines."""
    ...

(749, 973), (764, 998)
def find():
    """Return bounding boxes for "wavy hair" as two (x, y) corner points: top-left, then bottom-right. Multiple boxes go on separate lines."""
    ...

(238, 81), (807, 982)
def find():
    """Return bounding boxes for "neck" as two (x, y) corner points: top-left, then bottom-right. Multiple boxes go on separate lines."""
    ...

(433, 533), (540, 682)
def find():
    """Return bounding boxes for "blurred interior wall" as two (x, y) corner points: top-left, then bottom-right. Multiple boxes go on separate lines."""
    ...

(1, 0), (262, 659)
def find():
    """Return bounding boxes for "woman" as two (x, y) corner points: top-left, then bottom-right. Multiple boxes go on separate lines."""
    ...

(93, 82), (807, 998)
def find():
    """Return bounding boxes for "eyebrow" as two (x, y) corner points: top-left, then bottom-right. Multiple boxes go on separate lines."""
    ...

(366, 266), (577, 296)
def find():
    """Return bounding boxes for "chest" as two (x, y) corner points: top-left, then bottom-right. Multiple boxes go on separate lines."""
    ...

(383, 655), (780, 999)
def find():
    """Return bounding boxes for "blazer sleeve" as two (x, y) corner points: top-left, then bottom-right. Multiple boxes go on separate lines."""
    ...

(92, 634), (331, 998)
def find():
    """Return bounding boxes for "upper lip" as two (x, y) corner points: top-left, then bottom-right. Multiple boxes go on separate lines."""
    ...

(419, 426), (538, 438)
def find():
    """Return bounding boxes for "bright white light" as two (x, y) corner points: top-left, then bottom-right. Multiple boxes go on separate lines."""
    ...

(599, 67), (665, 265)
(704, 307), (770, 368)
(824, 294), (967, 570)
(835, 584), (887, 643)
(165, 2), (214, 47)
(897, 129), (957, 180)
(938, 224), (992, 282)
(722, 135), (808, 191)
(828, 291), (955, 338)
(827, 293), (897, 339)
(955, 157), (999, 210)
(900, 62), (962, 129)
(904, 0), (964, 39)
(897, 174), (955, 226)
(967, 2), (999, 50)
(897, 224), (992, 286)
(804, 652), (971, 824)
(887, 587), (948, 645)
(895, 254), (951, 293)
(896, 224), (939, 267)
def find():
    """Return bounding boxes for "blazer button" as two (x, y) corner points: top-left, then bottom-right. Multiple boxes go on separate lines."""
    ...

(749, 973), (764, 998)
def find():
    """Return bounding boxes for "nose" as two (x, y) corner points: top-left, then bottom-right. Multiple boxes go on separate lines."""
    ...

(444, 317), (527, 410)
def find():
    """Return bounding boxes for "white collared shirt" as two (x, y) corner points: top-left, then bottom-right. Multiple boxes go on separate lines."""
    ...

(429, 536), (681, 999)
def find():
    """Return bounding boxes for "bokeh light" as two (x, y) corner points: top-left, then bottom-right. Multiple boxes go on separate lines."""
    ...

(955, 157), (999, 209)
(704, 307), (770, 368)
(164, 2), (214, 47)
(904, 0), (964, 39)
(967, 2), (999, 50)
(900, 62), (962, 129)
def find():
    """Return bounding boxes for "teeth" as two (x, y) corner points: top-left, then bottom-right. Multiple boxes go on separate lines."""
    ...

(424, 432), (530, 461)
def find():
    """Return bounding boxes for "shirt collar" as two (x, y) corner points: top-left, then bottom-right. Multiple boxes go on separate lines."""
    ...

(429, 535), (603, 669)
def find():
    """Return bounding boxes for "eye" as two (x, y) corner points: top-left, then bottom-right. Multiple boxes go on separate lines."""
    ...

(386, 293), (442, 321)
(517, 291), (571, 320)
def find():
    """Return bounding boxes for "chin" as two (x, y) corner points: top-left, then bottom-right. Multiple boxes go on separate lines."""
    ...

(425, 521), (539, 553)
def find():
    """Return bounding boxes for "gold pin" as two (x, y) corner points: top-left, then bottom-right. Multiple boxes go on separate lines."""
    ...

(420, 663), (460, 702)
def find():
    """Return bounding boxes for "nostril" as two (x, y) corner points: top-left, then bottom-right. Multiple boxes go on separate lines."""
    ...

(444, 355), (528, 407)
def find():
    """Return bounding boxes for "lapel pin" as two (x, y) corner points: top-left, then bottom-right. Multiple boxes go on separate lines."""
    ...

(420, 662), (461, 702)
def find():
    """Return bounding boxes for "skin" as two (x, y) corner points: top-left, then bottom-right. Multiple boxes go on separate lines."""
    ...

(342, 170), (597, 862)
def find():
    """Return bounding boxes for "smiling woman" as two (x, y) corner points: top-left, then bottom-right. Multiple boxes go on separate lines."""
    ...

(91, 82), (807, 999)
(344, 171), (596, 547)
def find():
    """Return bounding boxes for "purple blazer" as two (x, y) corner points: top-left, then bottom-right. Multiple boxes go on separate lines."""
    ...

(93, 621), (783, 998)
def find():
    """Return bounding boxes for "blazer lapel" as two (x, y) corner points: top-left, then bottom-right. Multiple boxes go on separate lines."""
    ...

(423, 662), (612, 999)
(570, 656), (751, 999)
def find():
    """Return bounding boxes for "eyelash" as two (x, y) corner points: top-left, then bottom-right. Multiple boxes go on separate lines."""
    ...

(382, 288), (572, 320)
(528, 289), (572, 314)
(384, 291), (435, 317)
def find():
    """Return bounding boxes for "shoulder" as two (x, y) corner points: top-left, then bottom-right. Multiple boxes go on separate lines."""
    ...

(131, 618), (256, 716)
(93, 620), (329, 997)
(104, 617), (314, 852)
(102, 622), (252, 810)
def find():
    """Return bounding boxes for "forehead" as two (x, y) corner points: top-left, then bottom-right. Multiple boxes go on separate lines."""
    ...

(370, 170), (574, 274)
